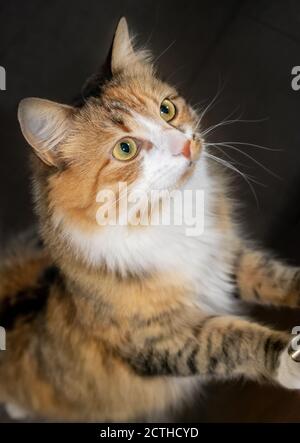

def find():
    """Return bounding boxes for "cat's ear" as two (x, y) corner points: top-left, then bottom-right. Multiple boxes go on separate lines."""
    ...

(18, 98), (74, 167)
(111, 17), (151, 74)
(111, 17), (135, 73)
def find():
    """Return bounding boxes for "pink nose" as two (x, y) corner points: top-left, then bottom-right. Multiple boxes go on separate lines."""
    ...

(181, 140), (191, 159)
(167, 130), (191, 159)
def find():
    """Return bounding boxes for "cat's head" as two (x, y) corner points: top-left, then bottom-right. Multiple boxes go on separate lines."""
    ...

(18, 18), (203, 241)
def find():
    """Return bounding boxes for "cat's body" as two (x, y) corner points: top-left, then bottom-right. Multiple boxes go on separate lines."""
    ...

(0, 165), (235, 421)
(1, 18), (300, 421)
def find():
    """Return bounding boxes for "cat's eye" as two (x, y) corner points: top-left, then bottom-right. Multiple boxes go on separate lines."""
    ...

(160, 99), (176, 122)
(112, 138), (138, 161)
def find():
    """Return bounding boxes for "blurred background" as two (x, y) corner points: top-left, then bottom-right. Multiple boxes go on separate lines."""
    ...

(1, 0), (300, 422)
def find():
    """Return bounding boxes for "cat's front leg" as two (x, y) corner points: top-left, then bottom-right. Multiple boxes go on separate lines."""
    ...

(122, 315), (300, 390)
(235, 247), (300, 308)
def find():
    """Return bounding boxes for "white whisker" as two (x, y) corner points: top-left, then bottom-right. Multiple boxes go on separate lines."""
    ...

(203, 151), (259, 207)
(154, 40), (176, 64)
(201, 116), (268, 138)
(205, 142), (281, 179)
(195, 79), (227, 131)
(205, 140), (281, 152)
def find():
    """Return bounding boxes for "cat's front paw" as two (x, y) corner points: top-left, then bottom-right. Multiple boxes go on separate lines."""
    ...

(276, 344), (300, 390)
(5, 403), (30, 420)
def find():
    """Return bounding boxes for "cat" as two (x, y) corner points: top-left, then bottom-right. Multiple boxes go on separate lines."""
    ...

(0, 17), (300, 422)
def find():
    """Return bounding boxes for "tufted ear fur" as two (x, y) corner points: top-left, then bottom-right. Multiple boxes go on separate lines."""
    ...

(111, 17), (152, 74)
(18, 97), (74, 167)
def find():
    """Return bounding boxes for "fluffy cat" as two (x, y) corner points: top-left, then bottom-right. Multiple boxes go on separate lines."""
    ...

(0, 17), (300, 421)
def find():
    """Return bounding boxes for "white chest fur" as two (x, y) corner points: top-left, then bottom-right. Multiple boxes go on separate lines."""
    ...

(55, 159), (236, 315)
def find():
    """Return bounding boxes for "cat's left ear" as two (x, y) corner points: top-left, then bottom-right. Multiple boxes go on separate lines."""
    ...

(18, 98), (74, 167)
(111, 17), (151, 74)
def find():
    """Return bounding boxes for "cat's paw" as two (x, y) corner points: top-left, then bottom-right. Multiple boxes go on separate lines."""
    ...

(5, 403), (30, 420)
(276, 345), (300, 390)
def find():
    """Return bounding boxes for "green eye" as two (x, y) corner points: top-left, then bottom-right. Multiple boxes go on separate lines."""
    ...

(112, 138), (138, 161)
(160, 99), (176, 122)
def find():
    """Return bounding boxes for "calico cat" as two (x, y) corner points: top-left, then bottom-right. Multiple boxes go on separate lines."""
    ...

(1, 17), (300, 422)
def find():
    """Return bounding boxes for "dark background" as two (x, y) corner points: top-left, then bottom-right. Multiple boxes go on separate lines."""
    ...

(1, 0), (300, 422)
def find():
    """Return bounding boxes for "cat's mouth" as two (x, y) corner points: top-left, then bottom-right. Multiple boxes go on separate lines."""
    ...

(162, 140), (202, 190)
(175, 161), (197, 188)
(176, 139), (202, 182)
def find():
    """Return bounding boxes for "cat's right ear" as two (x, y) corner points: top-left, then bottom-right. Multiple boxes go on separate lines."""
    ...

(18, 98), (74, 167)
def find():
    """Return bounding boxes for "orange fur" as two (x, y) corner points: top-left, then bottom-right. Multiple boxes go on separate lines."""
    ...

(1, 17), (300, 422)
